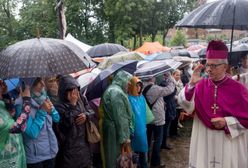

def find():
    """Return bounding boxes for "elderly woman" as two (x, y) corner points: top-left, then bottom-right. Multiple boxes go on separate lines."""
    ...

(55, 75), (91, 168)
(15, 78), (60, 168)
(128, 76), (151, 168)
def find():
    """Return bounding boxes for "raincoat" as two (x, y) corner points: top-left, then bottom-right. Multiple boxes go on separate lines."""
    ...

(55, 75), (91, 168)
(0, 100), (26, 168)
(128, 77), (149, 152)
(100, 70), (133, 168)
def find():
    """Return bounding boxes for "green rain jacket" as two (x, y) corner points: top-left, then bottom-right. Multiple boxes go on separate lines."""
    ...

(0, 101), (26, 168)
(101, 70), (133, 168)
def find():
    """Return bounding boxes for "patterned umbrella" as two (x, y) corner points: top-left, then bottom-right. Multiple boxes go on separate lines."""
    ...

(134, 61), (173, 79)
(0, 38), (95, 79)
(87, 43), (128, 58)
(97, 52), (145, 69)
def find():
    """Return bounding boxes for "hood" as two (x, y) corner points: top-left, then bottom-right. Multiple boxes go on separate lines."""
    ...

(128, 76), (143, 96)
(112, 70), (132, 92)
(58, 75), (80, 102)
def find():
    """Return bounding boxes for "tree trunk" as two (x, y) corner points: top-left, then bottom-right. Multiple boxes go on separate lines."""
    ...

(109, 20), (115, 43)
(133, 35), (137, 50)
(151, 31), (157, 42)
(139, 26), (143, 47)
(195, 28), (198, 39)
(120, 40), (124, 46)
(56, 0), (67, 39)
(163, 29), (169, 46)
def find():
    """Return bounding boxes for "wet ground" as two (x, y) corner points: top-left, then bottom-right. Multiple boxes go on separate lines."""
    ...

(161, 119), (193, 168)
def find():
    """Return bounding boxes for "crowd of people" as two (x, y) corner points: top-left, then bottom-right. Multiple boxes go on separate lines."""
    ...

(1, 40), (248, 168)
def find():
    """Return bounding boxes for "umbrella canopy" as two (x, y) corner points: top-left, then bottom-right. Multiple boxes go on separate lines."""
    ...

(198, 48), (207, 58)
(229, 44), (248, 66)
(144, 52), (173, 61)
(65, 33), (92, 52)
(97, 52), (145, 69)
(86, 43), (128, 58)
(77, 72), (98, 90)
(176, 0), (248, 30)
(0, 38), (95, 79)
(86, 60), (138, 101)
(187, 44), (205, 53)
(171, 49), (199, 58)
(3, 78), (19, 92)
(134, 61), (173, 79)
(135, 42), (171, 55)
(176, 0), (248, 53)
(232, 43), (248, 52)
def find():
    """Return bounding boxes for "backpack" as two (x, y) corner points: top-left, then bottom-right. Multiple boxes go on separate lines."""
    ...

(142, 84), (157, 109)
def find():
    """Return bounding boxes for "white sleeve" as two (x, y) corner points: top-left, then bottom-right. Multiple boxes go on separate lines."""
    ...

(177, 87), (195, 114)
(224, 116), (247, 139)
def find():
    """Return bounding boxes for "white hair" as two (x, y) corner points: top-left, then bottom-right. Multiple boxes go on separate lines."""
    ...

(206, 59), (228, 64)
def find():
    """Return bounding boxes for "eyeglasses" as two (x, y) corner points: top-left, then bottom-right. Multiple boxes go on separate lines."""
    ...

(205, 63), (224, 69)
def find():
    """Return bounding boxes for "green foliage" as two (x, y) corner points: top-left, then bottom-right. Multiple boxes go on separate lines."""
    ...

(0, 0), (198, 49)
(0, 0), (20, 48)
(169, 29), (187, 47)
(206, 34), (228, 42)
(206, 35), (215, 42)
(18, 0), (58, 39)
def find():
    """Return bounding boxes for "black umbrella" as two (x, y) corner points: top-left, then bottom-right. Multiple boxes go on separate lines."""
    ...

(229, 44), (248, 66)
(85, 60), (138, 101)
(171, 49), (199, 58)
(87, 43), (128, 58)
(198, 48), (207, 58)
(0, 38), (95, 79)
(134, 61), (174, 79)
(176, 0), (248, 53)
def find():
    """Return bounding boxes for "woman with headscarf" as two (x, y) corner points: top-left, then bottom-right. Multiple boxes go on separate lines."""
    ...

(15, 78), (60, 168)
(128, 76), (151, 168)
(55, 75), (91, 168)
(100, 70), (133, 168)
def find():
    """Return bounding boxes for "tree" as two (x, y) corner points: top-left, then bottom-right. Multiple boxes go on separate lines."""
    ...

(65, 0), (106, 45)
(18, 0), (58, 39)
(0, 0), (19, 48)
(169, 29), (187, 47)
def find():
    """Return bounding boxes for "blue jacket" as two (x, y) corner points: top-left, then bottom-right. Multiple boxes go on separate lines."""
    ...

(15, 96), (60, 164)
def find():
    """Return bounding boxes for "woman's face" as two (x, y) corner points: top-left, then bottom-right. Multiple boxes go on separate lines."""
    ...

(242, 55), (248, 68)
(32, 79), (45, 93)
(67, 88), (79, 105)
(173, 71), (181, 81)
(0, 80), (7, 96)
(45, 78), (58, 96)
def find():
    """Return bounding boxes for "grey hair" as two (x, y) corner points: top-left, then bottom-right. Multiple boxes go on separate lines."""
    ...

(206, 59), (228, 64)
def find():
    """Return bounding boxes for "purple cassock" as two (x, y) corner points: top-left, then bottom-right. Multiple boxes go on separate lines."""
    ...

(185, 75), (248, 132)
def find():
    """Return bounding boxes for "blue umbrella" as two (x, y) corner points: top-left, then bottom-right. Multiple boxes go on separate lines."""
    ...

(85, 60), (138, 101)
(4, 78), (19, 92)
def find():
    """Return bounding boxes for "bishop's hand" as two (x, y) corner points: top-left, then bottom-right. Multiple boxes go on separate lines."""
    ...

(189, 64), (204, 86)
(211, 117), (226, 129)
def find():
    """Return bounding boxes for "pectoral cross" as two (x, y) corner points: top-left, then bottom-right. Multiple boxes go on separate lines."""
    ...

(211, 104), (219, 114)
(210, 157), (220, 168)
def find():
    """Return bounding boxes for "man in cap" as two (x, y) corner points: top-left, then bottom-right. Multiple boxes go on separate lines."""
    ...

(178, 40), (248, 168)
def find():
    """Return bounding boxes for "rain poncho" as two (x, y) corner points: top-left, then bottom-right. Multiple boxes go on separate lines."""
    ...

(0, 101), (26, 168)
(100, 70), (133, 168)
(128, 77), (149, 152)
